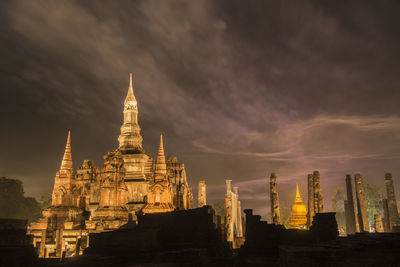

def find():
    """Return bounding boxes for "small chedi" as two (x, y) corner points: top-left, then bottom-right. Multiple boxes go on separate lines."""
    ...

(29, 74), (194, 258)
(142, 135), (175, 214)
(288, 184), (308, 229)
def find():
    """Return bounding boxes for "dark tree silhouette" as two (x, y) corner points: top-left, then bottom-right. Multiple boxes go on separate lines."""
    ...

(0, 177), (42, 222)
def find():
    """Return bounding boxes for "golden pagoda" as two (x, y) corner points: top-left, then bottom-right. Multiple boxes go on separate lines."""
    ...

(288, 184), (308, 229)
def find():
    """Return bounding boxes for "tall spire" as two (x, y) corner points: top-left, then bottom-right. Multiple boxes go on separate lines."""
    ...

(295, 184), (302, 203)
(60, 130), (73, 172)
(118, 73), (144, 153)
(155, 134), (167, 179)
(124, 72), (137, 104)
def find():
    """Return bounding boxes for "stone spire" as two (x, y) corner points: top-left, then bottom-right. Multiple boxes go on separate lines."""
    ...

(118, 73), (144, 153)
(154, 134), (167, 179)
(60, 130), (73, 173)
(270, 172), (280, 225)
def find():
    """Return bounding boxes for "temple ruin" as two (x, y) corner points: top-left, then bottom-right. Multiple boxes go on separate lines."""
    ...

(29, 74), (194, 258)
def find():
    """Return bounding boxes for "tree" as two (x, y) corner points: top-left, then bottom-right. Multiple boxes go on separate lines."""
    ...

(280, 208), (291, 228)
(0, 177), (42, 222)
(364, 182), (383, 229)
(332, 188), (345, 233)
(212, 201), (225, 224)
(38, 195), (52, 210)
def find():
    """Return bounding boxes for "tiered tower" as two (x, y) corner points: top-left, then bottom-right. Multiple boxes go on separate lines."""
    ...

(118, 74), (153, 217)
(118, 73), (144, 153)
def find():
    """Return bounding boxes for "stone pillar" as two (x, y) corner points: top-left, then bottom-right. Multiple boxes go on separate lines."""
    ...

(39, 229), (47, 258)
(313, 171), (324, 213)
(232, 187), (239, 237)
(385, 173), (400, 231)
(374, 214), (384, 233)
(345, 174), (359, 233)
(225, 180), (233, 242)
(269, 172), (280, 224)
(307, 173), (314, 227)
(55, 228), (62, 257)
(344, 200), (350, 235)
(354, 173), (369, 232)
(237, 200), (243, 237)
(198, 180), (207, 208)
(382, 198), (391, 232)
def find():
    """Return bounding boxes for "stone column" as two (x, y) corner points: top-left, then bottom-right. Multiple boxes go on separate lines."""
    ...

(344, 200), (351, 235)
(232, 187), (240, 238)
(385, 173), (400, 231)
(345, 174), (359, 233)
(307, 173), (314, 227)
(225, 180), (233, 242)
(354, 173), (369, 232)
(39, 229), (47, 258)
(374, 214), (384, 233)
(382, 198), (391, 232)
(237, 200), (243, 237)
(313, 171), (324, 213)
(198, 180), (207, 208)
(270, 172), (280, 224)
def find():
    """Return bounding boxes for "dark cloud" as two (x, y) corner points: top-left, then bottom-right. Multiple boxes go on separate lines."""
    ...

(1, 0), (400, 217)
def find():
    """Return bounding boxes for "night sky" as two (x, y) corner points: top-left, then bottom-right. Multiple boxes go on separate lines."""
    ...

(1, 0), (400, 217)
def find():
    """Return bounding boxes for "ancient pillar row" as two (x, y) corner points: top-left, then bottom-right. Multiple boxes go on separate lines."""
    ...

(198, 180), (207, 208)
(385, 173), (400, 231)
(354, 173), (369, 232)
(269, 172), (280, 224)
(374, 214), (384, 233)
(382, 198), (391, 232)
(345, 174), (359, 233)
(307, 173), (314, 227)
